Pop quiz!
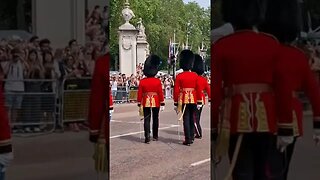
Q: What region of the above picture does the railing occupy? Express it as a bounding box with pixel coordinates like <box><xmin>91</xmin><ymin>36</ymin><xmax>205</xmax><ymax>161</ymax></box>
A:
<box><xmin>111</xmin><ymin>86</ymin><xmax>129</xmax><ymax>103</ymax></box>
<box><xmin>2</xmin><ymin>79</ymin><xmax>57</xmax><ymax>135</ymax></box>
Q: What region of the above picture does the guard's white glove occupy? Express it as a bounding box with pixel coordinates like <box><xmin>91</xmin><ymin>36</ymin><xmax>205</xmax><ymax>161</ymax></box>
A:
<box><xmin>160</xmin><ymin>106</ymin><xmax>165</xmax><ymax>112</ymax></box>
<box><xmin>277</xmin><ymin>136</ymin><xmax>294</xmax><ymax>152</ymax></box>
<box><xmin>0</xmin><ymin>152</ymin><xmax>14</xmax><ymax>167</ymax></box>
<box><xmin>197</xmin><ymin>104</ymin><xmax>202</xmax><ymax>110</ymax></box>
<box><xmin>313</xmin><ymin>129</ymin><xmax>320</xmax><ymax>146</ymax></box>
<box><xmin>109</xmin><ymin>110</ymin><xmax>113</xmax><ymax>117</ymax></box>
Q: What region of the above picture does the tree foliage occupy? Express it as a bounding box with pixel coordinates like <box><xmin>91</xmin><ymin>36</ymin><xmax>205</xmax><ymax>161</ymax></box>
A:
<box><xmin>109</xmin><ymin>0</ymin><xmax>210</xmax><ymax>71</ymax></box>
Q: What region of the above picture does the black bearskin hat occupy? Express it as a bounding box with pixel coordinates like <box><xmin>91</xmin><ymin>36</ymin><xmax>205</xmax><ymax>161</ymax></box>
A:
<box><xmin>179</xmin><ymin>49</ymin><xmax>195</xmax><ymax>71</ymax></box>
<box><xmin>222</xmin><ymin>0</ymin><xmax>268</xmax><ymax>30</ymax></box>
<box><xmin>259</xmin><ymin>0</ymin><xmax>300</xmax><ymax>43</ymax></box>
<box><xmin>192</xmin><ymin>54</ymin><xmax>205</xmax><ymax>75</ymax></box>
<box><xmin>143</xmin><ymin>54</ymin><xmax>161</xmax><ymax>77</ymax></box>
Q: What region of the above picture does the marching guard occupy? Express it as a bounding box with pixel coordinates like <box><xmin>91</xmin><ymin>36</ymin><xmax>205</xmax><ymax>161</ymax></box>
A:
<box><xmin>137</xmin><ymin>55</ymin><xmax>165</xmax><ymax>144</ymax></box>
<box><xmin>211</xmin><ymin>0</ymin><xmax>294</xmax><ymax>179</ymax></box>
<box><xmin>174</xmin><ymin>50</ymin><xmax>202</xmax><ymax>146</ymax></box>
<box><xmin>261</xmin><ymin>0</ymin><xmax>320</xmax><ymax>178</ymax></box>
<box><xmin>192</xmin><ymin>54</ymin><xmax>211</xmax><ymax>139</ymax></box>
<box><xmin>88</xmin><ymin>53</ymin><xmax>109</xmax><ymax>175</ymax></box>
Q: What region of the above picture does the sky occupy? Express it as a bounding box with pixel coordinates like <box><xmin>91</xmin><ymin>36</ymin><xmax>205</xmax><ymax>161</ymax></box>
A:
<box><xmin>183</xmin><ymin>0</ymin><xmax>210</xmax><ymax>8</ymax></box>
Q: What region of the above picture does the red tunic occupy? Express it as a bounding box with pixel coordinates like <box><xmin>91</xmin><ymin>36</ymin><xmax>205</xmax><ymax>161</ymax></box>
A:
<box><xmin>211</xmin><ymin>30</ymin><xmax>293</xmax><ymax>135</ymax></box>
<box><xmin>275</xmin><ymin>45</ymin><xmax>320</xmax><ymax>136</ymax></box>
<box><xmin>173</xmin><ymin>71</ymin><xmax>202</xmax><ymax>106</ymax></box>
<box><xmin>137</xmin><ymin>77</ymin><xmax>165</xmax><ymax>107</ymax></box>
<box><xmin>0</xmin><ymin>83</ymin><xmax>12</xmax><ymax>154</ymax></box>
<box><xmin>197</xmin><ymin>75</ymin><xmax>211</xmax><ymax>105</ymax></box>
<box><xmin>88</xmin><ymin>54</ymin><xmax>109</xmax><ymax>141</ymax></box>
<box><xmin>109</xmin><ymin>91</ymin><xmax>113</xmax><ymax>110</ymax></box>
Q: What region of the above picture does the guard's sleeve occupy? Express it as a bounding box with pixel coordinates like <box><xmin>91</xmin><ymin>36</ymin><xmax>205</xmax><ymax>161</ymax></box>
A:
<box><xmin>205</xmin><ymin>78</ymin><xmax>211</xmax><ymax>102</ymax></box>
<box><xmin>302</xmin><ymin>58</ymin><xmax>320</xmax><ymax>130</ymax></box>
<box><xmin>137</xmin><ymin>80</ymin><xmax>143</xmax><ymax>107</ymax></box>
<box><xmin>88</xmin><ymin>58</ymin><xmax>107</xmax><ymax>136</ymax></box>
<box><xmin>273</xmin><ymin>52</ymin><xmax>294</xmax><ymax>136</ymax></box>
<box><xmin>196</xmin><ymin>76</ymin><xmax>203</xmax><ymax>105</ymax></box>
<box><xmin>211</xmin><ymin>43</ymin><xmax>223</xmax><ymax>129</ymax></box>
<box><xmin>109</xmin><ymin>91</ymin><xmax>113</xmax><ymax>110</ymax></box>
<box><xmin>173</xmin><ymin>75</ymin><xmax>180</xmax><ymax>106</ymax></box>
<box><xmin>0</xmin><ymin>87</ymin><xmax>12</xmax><ymax>153</ymax></box>
<box><xmin>158</xmin><ymin>80</ymin><xmax>165</xmax><ymax>106</ymax></box>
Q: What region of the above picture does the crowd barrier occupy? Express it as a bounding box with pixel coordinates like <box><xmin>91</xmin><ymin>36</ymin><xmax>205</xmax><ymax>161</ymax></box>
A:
<box><xmin>60</xmin><ymin>78</ymin><xmax>91</xmax><ymax>125</ymax></box>
<box><xmin>2</xmin><ymin>79</ymin><xmax>57</xmax><ymax>134</ymax></box>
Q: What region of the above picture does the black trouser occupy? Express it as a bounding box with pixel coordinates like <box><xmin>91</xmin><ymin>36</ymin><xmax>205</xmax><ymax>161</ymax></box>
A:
<box><xmin>143</xmin><ymin>107</ymin><xmax>160</xmax><ymax>139</ymax></box>
<box><xmin>284</xmin><ymin>137</ymin><xmax>297</xmax><ymax>180</ymax></box>
<box><xmin>228</xmin><ymin>133</ymin><xmax>287</xmax><ymax>180</ymax></box>
<box><xmin>182</xmin><ymin>104</ymin><xmax>196</xmax><ymax>143</ymax></box>
<box><xmin>194</xmin><ymin>106</ymin><xmax>203</xmax><ymax>137</ymax></box>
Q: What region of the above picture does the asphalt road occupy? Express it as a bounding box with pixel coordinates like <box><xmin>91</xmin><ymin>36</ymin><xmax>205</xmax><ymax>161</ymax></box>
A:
<box><xmin>110</xmin><ymin>100</ymin><xmax>210</xmax><ymax>180</ymax></box>
<box><xmin>4</xmin><ymin>100</ymin><xmax>320</xmax><ymax>180</ymax></box>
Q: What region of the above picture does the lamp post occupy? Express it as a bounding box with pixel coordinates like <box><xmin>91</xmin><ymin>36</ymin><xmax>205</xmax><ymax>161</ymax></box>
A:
<box><xmin>199</xmin><ymin>41</ymin><xmax>208</xmax><ymax>71</ymax></box>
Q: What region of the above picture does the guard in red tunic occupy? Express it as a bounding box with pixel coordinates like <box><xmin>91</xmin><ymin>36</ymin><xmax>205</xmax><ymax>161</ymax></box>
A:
<box><xmin>174</xmin><ymin>50</ymin><xmax>202</xmax><ymax>146</ymax></box>
<box><xmin>137</xmin><ymin>55</ymin><xmax>165</xmax><ymax>144</ymax></box>
<box><xmin>260</xmin><ymin>0</ymin><xmax>320</xmax><ymax>178</ymax></box>
<box><xmin>211</xmin><ymin>0</ymin><xmax>294</xmax><ymax>179</ymax></box>
<box><xmin>0</xmin><ymin>77</ymin><xmax>13</xmax><ymax>179</ymax></box>
<box><xmin>192</xmin><ymin>54</ymin><xmax>211</xmax><ymax>139</ymax></box>
<box><xmin>88</xmin><ymin>53</ymin><xmax>109</xmax><ymax>144</ymax></box>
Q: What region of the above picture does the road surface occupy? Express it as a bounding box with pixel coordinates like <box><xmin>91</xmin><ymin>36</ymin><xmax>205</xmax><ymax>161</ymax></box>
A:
<box><xmin>5</xmin><ymin>100</ymin><xmax>320</xmax><ymax>180</ymax></box>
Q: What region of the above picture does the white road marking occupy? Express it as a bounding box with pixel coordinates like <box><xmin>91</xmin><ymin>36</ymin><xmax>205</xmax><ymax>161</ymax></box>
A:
<box><xmin>111</xmin><ymin>120</ymin><xmax>142</xmax><ymax>124</ymax></box>
<box><xmin>110</xmin><ymin>125</ymin><xmax>179</xmax><ymax>139</ymax></box>
<box><xmin>190</xmin><ymin>158</ymin><xmax>210</xmax><ymax>167</ymax></box>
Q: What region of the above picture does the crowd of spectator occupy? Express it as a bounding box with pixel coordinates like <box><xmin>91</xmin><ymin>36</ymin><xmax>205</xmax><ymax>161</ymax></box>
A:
<box><xmin>86</xmin><ymin>5</ymin><xmax>109</xmax><ymax>52</ymax></box>
<box><xmin>0</xmin><ymin>5</ymin><xmax>108</xmax><ymax>133</ymax></box>
<box><xmin>110</xmin><ymin>63</ymin><xmax>211</xmax><ymax>103</ymax></box>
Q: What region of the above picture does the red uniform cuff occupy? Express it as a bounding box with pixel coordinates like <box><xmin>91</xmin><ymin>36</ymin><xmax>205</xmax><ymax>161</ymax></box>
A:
<box><xmin>197</xmin><ymin>100</ymin><xmax>203</xmax><ymax>105</ymax></box>
<box><xmin>89</xmin><ymin>130</ymin><xmax>100</xmax><ymax>135</ymax></box>
<box><xmin>278</xmin><ymin>123</ymin><xmax>294</xmax><ymax>136</ymax></box>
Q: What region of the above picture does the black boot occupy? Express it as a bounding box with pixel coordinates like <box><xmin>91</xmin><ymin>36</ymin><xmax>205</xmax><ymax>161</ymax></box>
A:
<box><xmin>183</xmin><ymin>141</ymin><xmax>191</xmax><ymax>146</ymax></box>
<box><xmin>145</xmin><ymin>137</ymin><xmax>150</xmax><ymax>144</ymax></box>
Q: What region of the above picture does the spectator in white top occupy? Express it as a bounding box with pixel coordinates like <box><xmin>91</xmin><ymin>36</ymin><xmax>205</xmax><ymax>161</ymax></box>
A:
<box><xmin>3</xmin><ymin>48</ymin><xmax>26</xmax><ymax>128</ymax></box>
<box><xmin>111</xmin><ymin>77</ymin><xmax>117</xmax><ymax>101</ymax></box>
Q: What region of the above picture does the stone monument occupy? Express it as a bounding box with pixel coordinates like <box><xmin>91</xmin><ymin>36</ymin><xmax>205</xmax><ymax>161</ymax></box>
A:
<box><xmin>118</xmin><ymin>0</ymin><xmax>139</xmax><ymax>76</ymax></box>
<box><xmin>136</xmin><ymin>18</ymin><xmax>150</xmax><ymax>65</ymax></box>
